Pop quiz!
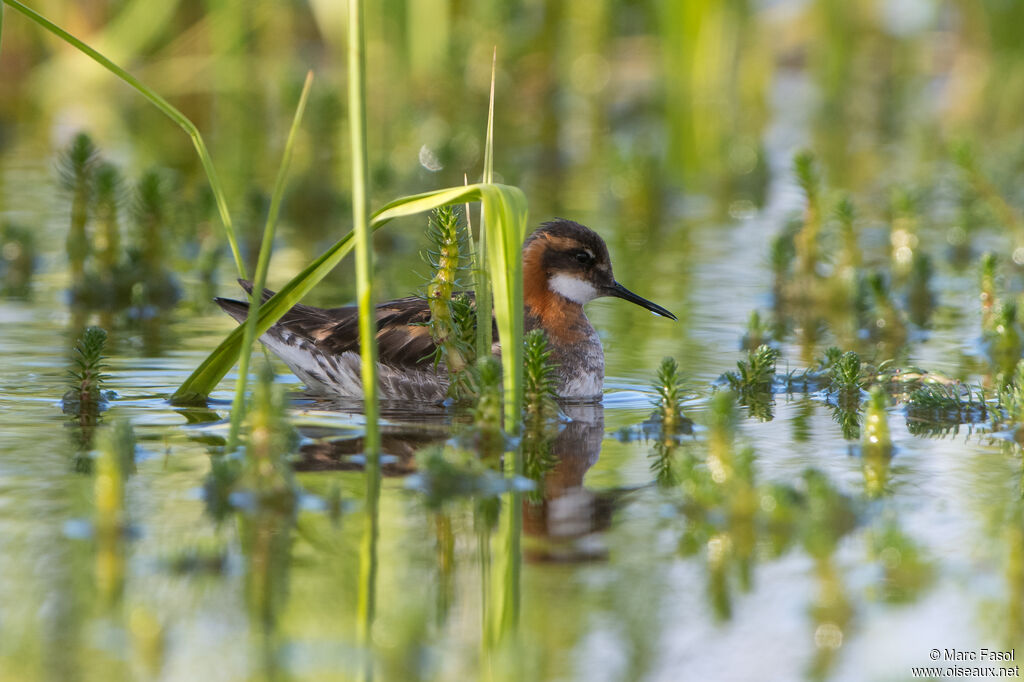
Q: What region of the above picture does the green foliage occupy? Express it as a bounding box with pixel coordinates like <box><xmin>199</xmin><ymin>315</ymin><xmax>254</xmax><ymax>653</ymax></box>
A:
<box><xmin>522</xmin><ymin>330</ymin><xmax>558</xmax><ymax>427</ymax></box>
<box><xmin>653</xmin><ymin>357</ymin><xmax>687</xmax><ymax>429</ymax></box>
<box><xmin>868</xmin><ymin>523</ymin><xmax>934</xmax><ymax>603</ymax></box>
<box><xmin>980</xmin><ymin>252</ymin><xmax>999</xmax><ymax>331</ymax></box>
<box><xmin>94</xmin><ymin>420</ymin><xmax>136</xmax><ymax>533</ymax></box>
<box><xmin>240</xmin><ymin>364</ymin><xmax>298</xmax><ymax>510</ymax></box>
<box><xmin>829</xmin><ymin>350</ymin><xmax>865</xmax><ymax>393</ymax></box>
<box><xmin>723</xmin><ymin>345</ymin><xmax>779</xmax><ymax>421</ymax></box>
<box><xmin>998</xmin><ymin>360</ymin><xmax>1024</xmax><ymax>426</ymax></box>
<box><xmin>865</xmin><ymin>271</ymin><xmax>907</xmax><ymax>344</ymax></box>
<box><xmin>724</xmin><ymin>345</ymin><xmax>779</xmax><ymax>392</ymax></box>
<box><xmin>467</xmin><ymin>357</ymin><xmax>505</xmax><ymax>459</ymax></box>
<box><xmin>421</xmin><ymin>206</ymin><xmax>475</xmax><ymax>397</ymax></box>
<box><xmin>793</xmin><ymin>150</ymin><xmax>822</xmax><ymax>277</ymax></box>
<box><xmin>741</xmin><ymin>310</ymin><xmax>771</xmax><ymax>350</ymax></box>
<box><xmin>93</xmin><ymin>162</ymin><xmax>123</xmax><ymax>274</ymax></box>
<box><xmin>0</xmin><ymin>221</ymin><xmax>36</xmax><ymax>296</ymax></box>
<box><xmin>649</xmin><ymin>357</ymin><xmax>690</xmax><ymax>485</ymax></box>
<box><xmin>907</xmin><ymin>383</ymin><xmax>987</xmax><ymax>420</ymax></box>
<box><xmin>410</xmin><ymin>446</ymin><xmax>518</xmax><ymax>510</ymax></box>
<box><xmin>59</xmin><ymin>132</ymin><xmax>99</xmax><ymax>287</ymax></box>
<box><xmin>862</xmin><ymin>387</ymin><xmax>892</xmax><ymax>460</ymax></box>
<box><xmin>63</xmin><ymin>326</ymin><xmax>110</xmax><ymax>415</ymax></box>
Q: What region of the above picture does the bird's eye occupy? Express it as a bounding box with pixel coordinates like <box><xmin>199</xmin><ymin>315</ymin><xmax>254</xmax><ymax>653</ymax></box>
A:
<box><xmin>574</xmin><ymin>250</ymin><xmax>593</xmax><ymax>265</ymax></box>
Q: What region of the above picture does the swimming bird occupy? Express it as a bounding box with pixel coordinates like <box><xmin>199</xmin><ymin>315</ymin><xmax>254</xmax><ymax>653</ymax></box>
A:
<box><xmin>216</xmin><ymin>219</ymin><xmax>676</xmax><ymax>402</ymax></box>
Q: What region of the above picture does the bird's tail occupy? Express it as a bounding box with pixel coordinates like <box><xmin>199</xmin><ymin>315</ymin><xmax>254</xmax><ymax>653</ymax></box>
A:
<box><xmin>213</xmin><ymin>279</ymin><xmax>275</xmax><ymax>323</ymax></box>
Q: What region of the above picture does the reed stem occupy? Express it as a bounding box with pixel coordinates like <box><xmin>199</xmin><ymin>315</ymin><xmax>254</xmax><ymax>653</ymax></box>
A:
<box><xmin>349</xmin><ymin>0</ymin><xmax>380</xmax><ymax>678</ymax></box>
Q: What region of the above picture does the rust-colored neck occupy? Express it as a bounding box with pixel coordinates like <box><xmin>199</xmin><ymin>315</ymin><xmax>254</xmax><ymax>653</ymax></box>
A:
<box><xmin>523</xmin><ymin>237</ymin><xmax>587</xmax><ymax>345</ymax></box>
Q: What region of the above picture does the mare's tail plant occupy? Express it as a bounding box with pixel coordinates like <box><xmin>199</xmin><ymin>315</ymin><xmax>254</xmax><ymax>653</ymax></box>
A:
<box><xmin>522</xmin><ymin>330</ymin><xmax>558</xmax><ymax>428</ymax></box>
<box><xmin>862</xmin><ymin>387</ymin><xmax>893</xmax><ymax>497</ymax></box>
<box><xmin>58</xmin><ymin>132</ymin><xmax>99</xmax><ymax>293</ymax></box>
<box><xmin>469</xmin><ymin>357</ymin><xmax>505</xmax><ymax>459</ymax></box>
<box><xmin>63</xmin><ymin>326</ymin><xmax>110</xmax><ymax>416</ymax></box>
<box><xmin>522</xmin><ymin>330</ymin><xmax>559</xmax><ymax>494</ymax></box>
<box><xmin>241</xmin><ymin>364</ymin><xmax>298</xmax><ymax>510</ymax></box>
<box><xmin>724</xmin><ymin>345</ymin><xmax>779</xmax><ymax>393</ymax></box>
<box><xmin>724</xmin><ymin>344</ymin><xmax>779</xmax><ymax>421</ymax></box>
<box><xmin>650</xmin><ymin>357</ymin><xmax>689</xmax><ymax>485</ymax></box>
<box><xmin>423</xmin><ymin>206</ymin><xmax>475</xmax><ymax>397</ymax></box>
<box><xmin>793</xmin><ymin>151</ymin><xmax>822</xmax><ymax>279</ymax></box>
<box><xmin>93</xmin><ymin>162</ymin><xmax>123</xmax><ymax>279</ymax></box>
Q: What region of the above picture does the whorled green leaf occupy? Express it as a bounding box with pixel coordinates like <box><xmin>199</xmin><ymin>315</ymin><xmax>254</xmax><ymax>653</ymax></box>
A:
<box><xmin>173</xmin><ymin>183</ymin><xmax>528</xmax><ymax>425</ymax></box>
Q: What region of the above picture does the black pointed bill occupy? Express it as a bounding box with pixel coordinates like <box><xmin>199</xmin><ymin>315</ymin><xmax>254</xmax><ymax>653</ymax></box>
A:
<box><xmin>606</xmin><ymin>281</ymin><xmax>677</xmax><ymax>320</ymax></box>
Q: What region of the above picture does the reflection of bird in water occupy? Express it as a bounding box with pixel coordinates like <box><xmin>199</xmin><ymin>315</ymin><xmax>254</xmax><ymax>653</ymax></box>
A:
<box><xmin>522</xmin><ymin>404</ymin><xmax>642</xmax><ymax>563</ymax></box>
<box><xmin>293</xmin><ymin>402</ymin><xmax>641</xmax><ymax>562</ymax></box>
<box><xmin>215</xmin><ymin>220</ymin><xmax>675</xmax><ymax>401</ymax></box>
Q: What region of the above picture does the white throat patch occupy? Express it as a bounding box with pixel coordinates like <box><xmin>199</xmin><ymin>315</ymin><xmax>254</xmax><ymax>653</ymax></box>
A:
<box><xmin>549</xmin><ymin>274</ymin><xmax>599</xmax><ymax>304</ymax></box>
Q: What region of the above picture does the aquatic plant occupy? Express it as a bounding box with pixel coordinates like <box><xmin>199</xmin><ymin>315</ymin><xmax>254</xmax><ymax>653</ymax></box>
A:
<box><xmin>649</xmin><ymin>357</ymin><xmax>690</xmax><ymax>485</ymax></box>
<box><xmin>998</xmin><ymin>360</ymin><xmax>1024</xmax><ymax>429</ymax></box>
<box><xmin>723</xmin><ymin>345</ymin><xmax>779</xmax><ymax>421</ymax></box>
<box><xmin>62</xmin><ymin>326</ymin><xmax>111</xmax><ymax>416</ymax></box>
<box><xmin>861</xmin><ymin>387</ymin><xmax>892</xmax><ymax>461</ymax></box>
<box><xmin>833</xmin><ymin>196</ymin><xmax>860</xmax><ymax>271</ymax></box>
<box><xmin>653</xmin><ymin>357</ymin><xmax>687</xmax><ymax>434</ymax></box>
<box><xmin>888</xmin><ymin>186</ymin><xmax>919</xmax><ymax>276</ymax></box>
<box><xmin>240</xmin><ymin>364</ymin><xmax>298</xmax><ymax>510</ymax></box>
<box><xmin>985</xmin><ymin>302</ymin><xmax>1023</xmax><ymax>375</ymax></box>
<box><xmin>0</xmin><ymin>221</ymin><xmax>36</xmax><ymax>296</ymax></box>
<box><xmin>793</xmin><ymin>150</ymin><xmax>822</xmax><ymax>278</ymax></box>
<box><xmin>409</xmin><ymin>446</ymin><xmax>520</xmax><ymax>510</ymax></box>
<box><xmin>57</xmin><ymin>132</ymin><xmax>99</xmax><ymax>292</ymax></box>
<box><xmin>980</xmin><ymin>252</ymin><xmax>999</xmax><ymax>332</ymax></box>
<box><xmin>724</xmin><ymin>345</ymin><xmax>779</xmax><ymax>393</ymax></box>
<box><xmin>522</xmin><ymin>330</ymin><xmax>558</xmax><ymax>428</ymax></box>
<box><xmin>467</xmin><ymin>357</ymin><xmax>506</xmax><ymax>460</ymax></box>
<box><xmin>94</xmin><ymin>420</ymin><xmax>136</xmax><ymax>535</ymax></box>
<box><xmin>94</xmin><ymin>419</ymin><xmax>135</xmax><ymax>606</ymax></box>
<box><xmin>867</xmin><ymin>523</ymin><xmax>934</xmax><ymax>604</ymax></box>
<box><xmin>953</xmin><ymin>140</ymin><xmax>1024</xmax><ymax>253</ymax></box>
<box><xmin>707</xmin><ymin>391</ymin><xmax>740</xmax><ymax>487</ymax></box>
<box><xmin>422</xmin><ymin>206</ymin><xmax>474</xmax><ymax>397</ymax></box>
<box><xmin>741</xmin><ymin>310</ymin><xmax>772</xmax><ymax>350</ymax></box>
<box><xmin>906</xmin><ymin>252</ymin><xmax>934</xmax><ymax>326</ymax></box>
<box><xmin>129</xmin><ymin>169</ymin><xmax>180</xmax><ymax>308</ymax></box>
<box><xmin>92</xmin><ymin>161</ymin><xmax>122</xmax><ymax>278</ymax></box>
<box><xmin>828</xmin><ymin>350</ymin><xmax>865</xmax><ymax>395</ymax></box>
<box><xmin>521</xmin><ymin>330</ymin><xmax>559</xmax><ymax>495</ymax></box>
<box><xmin>907</xmin><ymin>382</ymin><xmax>987</xmax><ymax>422</ymax></box>
<box><xmin>864</xmin><ymin>272</ymin><xmax>907</xmax><ymax>345</ymax></box>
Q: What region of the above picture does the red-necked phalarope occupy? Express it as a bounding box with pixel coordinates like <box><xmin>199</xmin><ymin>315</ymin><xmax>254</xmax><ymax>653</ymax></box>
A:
<box><xmin>216</xmin><ymin>219</ymin><xmax>676</xmax><ymax>402</ymax></box>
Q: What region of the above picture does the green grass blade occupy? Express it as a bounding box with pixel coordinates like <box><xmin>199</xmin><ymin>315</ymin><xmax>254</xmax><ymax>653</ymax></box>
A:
<box><xmin>475</xmin><ymin>48</ymin><xmax>497</xmax><ymax>359</ymax></box>
<box><xmin>2</xmin><ymin>0</ymin><xmax>246</xmax><ymax>279</ymax></box>
<box><xmin>0</xmin><ymin>2</ymin><xmax>5</xmax><ymax>56</ymax></box>
<box><xmin>224</xmin><ymin>70</ymin><xmax>314</xmax><ymax>452</ymax></box>
<box><xmin>172</xmin><ymin>183</ymin><xmax>528</xmax><ymax>421</ymax></box>
<box><xmin>349</xmin><ymin>0</ymin><xmax>380</xmax><ymax>678</ymax></box>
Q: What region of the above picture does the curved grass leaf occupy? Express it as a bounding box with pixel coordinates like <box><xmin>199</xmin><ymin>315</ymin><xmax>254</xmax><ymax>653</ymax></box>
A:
<box><xmin>173</xmin><ymin>183</ymin><xmax>528</xmax><ymax>425</ymax></box>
